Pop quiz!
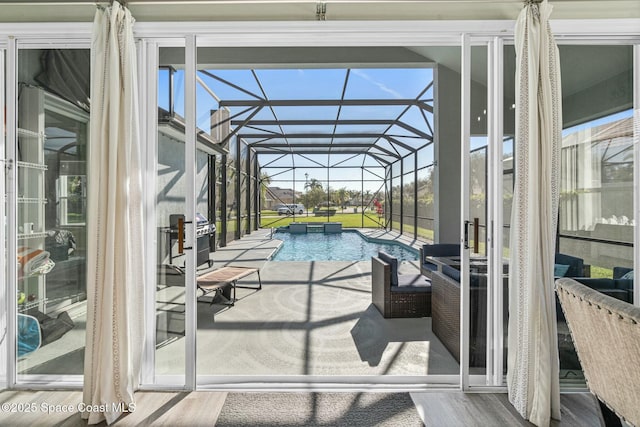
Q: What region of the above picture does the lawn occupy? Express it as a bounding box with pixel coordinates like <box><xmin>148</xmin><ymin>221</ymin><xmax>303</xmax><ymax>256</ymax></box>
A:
<box><xmin>260</xmin><ymin>212</ymin><xmax>383</xmax><ymax>228</ymax></box>
<box><xmin>390</xmin><ymin>221</ymin><xmax>435</xmax><ymax>241</ymax></box>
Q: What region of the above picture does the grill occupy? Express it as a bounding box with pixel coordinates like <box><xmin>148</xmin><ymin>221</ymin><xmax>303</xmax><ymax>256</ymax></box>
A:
<box><xmin>168</xmin><ymin>213</ymin><xmax>216</xmax><ymax>267</ymax></box>
<box><xmin>195</xmin><ymin>212</ymin><xmax>216</xmax><ymax>237</ymax></box>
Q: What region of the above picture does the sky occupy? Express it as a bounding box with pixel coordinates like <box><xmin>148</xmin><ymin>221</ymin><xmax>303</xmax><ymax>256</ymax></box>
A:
<box><xmin>159</xmin><ymin>66</ymin><xmax>435</xmax><ymax>192</ymax></box>
<box><xmin>158</xmin><ymin>66</ymin><xmax>634</xmax><ymax>194</ymax></box>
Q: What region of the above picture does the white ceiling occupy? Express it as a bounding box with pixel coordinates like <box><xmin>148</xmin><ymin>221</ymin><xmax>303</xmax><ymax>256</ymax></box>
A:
<box><xmin>167</xmin><ymin>44</ymin><xmax>634</xmax><ymax>101</ymax></box>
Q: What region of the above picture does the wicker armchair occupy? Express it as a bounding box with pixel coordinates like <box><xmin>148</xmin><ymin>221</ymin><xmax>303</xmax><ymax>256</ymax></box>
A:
<box><xmin>371</xmin><ymin>252</ymin><xmax>431</xmax><ymax>318</ymax></box>
<box><xmin>556</xmin><ymin>278</ymin><xmax>640</xmax><ymax>427</ymax></box>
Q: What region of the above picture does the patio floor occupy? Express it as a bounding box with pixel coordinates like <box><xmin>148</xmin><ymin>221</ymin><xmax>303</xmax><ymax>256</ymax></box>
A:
<box><xmin>19</xmin><ymin>228</ymin><xmax>458</xmax><ymax>378</ymax></box>
<box><xmin>155</xmin><ymin>228</ymin><xmax>459</xmax><ymax>377</ymax></box>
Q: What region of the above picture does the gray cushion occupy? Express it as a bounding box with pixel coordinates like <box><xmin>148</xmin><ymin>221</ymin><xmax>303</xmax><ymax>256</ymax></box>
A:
<box><xmin>422</xmin><ymin>262</ymin><xmax>437</xmax><ymax>272</ymax></box>
<box><xmin>554</xmin><ymin>264</ymin><xmax>570</xmax><ymax>277</ymax></box>
<box><xmin>554</xmin><ymin>253</ymin><xmax>584</xmax><ymax>277</ymax></box>
<box><xmin>575</xmin><ymin>277</ymin><xmax>616</xmax><ymax>290</ymax></box>
<box><xmin>613</xmin><ymin>266</ymin><xmax>633</xmax><ymax>279</ymax></box>
<box><xmin>615</xmin><ymin>279</ymin><xmax>634</xmax><ymax>291</ymax></box>
<box><xmin>397</xmin><ymin>274</ymin><xmax>431</xmax><ymax>287</ymax></box>
<box><xmin>378</xmin><ymin>251</ymin><xmax>398</xmax><ymax>286</ymax></box>
<box><xmin>422</xmin><ymin>243</ymin><xmax>460</xmax><ymax>258</ymax></box>
<box><xmin>442</xmin><ymin>264</ymin><xmax>461</xmax><ymax>282</ymax></box>
<box><xmin>392</xmin><ymin>274</ymin><xmax>431</xmax><ymax>293</ymax></box>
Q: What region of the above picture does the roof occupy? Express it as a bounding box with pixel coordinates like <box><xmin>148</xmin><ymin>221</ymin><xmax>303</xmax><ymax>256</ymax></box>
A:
<box><xmin>198</xmin><ymin>66</ymin><xmax>435</xmax><ymax>167</ymax></box>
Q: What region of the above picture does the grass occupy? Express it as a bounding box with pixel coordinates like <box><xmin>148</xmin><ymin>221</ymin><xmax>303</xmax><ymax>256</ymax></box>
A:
<box><xmin>589</xmin><ymin>265</ymin><xmax>614</xmax><ymax>279</ymax></box>
<box><xmin>390</xmin><ymin>221</ymin><xmax>435</xmax><ymax>241</ymax></box>
<box><xmin>260</xmin><ymin>212</ymin><xmax>383</xmax><ymax>228</ymax></box>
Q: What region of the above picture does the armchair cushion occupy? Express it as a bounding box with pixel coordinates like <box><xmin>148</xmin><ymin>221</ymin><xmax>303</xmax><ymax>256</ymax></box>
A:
<box><xmin>554</xmin><ymin>264</ymin><xmax>570</xmax><ymax>277</ymax></box>
<box><xmin>573</xmin><ymin>277</ymin><xmax>633</xmax><ymax>303</ymax></box>
<box><xmin>554</xmin><ymin>253</ymin><xmax>584</xmax><ymax>277</ymax></box>
<box><xmin>422</xmin><ymin>243</ymin><xmax>460</xmax><ymax>258</ymax></box>
<box><xmin>442</xmin><ymin>264</ymin><xmax>461</xmax><ymax>282</ymax></box>
<box><xmin>378</xmin><ymin>251</ymin><xmax>398</xmax><ymax>286</ymax></box>
<box><xmin>613</xmin><ymin>266</ymin><xmax>633</xmax><ymax>279</ymax></box>
<box><xmin>394</xmin><ymin>274</ymin><xmax>431</xmax><ymax>292</ymax></box>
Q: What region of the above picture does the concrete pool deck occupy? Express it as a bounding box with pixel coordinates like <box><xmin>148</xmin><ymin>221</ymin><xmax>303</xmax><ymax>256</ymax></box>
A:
<box><xmin>21</xmin><ymin>228</ymin><xmax>457</xmax><ymax>379</ymax></box>
<box><xmin>155</xmin><ymin>227</ymin><xmax>459</xmax><ymax>378</ymax></box>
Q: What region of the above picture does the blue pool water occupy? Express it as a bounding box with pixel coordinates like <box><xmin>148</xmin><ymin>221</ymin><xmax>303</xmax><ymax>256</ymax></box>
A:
<box><xmin>272</xmin><ymin>231</ymin><xmax>418</xmax><ymax>261</ymax></box>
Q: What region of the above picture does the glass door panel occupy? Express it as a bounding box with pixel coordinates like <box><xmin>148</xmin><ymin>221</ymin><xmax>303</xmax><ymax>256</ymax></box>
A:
<box><xmin>555</xmin><ymin>44</ymin><xmax>635</xmax><ymax>386</ymax></box>
<box><xmin>0</xmin><ymin>48</ymin><xmax>6</xmax><ymax>387</ymax></box>
<box><xmin>15</xmin><ymin>47</ymin><xmax>90</xmax><ymax>378</ymax></box>
<box><xmin>466</xmin><ymin>45</ymin><xmax>489</xmax><ymax>378</ymax></box>
<box><xmin>155</xmin><ymin>46</ymin><xmax>187</xmax><ymax>381</ymax></box>
<box><xmin>502</xmin><ymin>43</ymin><xmax>518</xmax><ymax>382</ymax></box>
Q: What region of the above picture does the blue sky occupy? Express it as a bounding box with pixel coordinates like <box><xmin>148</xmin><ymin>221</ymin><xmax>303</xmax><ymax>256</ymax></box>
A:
<box><xmin>158</xmin><ymin>67</ymin><xmax>633</xmax><ymax>193</ymax></box>
<box><xmin>159</xmin><ymin>67</ymin><xmax>435</xmax><ymax>192</ymax></box>
<box><xmin>160</xmin><ymin>67</ymin><xmax>434</xmax><ymax>129</ymax></box>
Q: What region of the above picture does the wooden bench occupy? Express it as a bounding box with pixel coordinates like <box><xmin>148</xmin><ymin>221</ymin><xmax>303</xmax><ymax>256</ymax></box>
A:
<box><xmin>196</xmin><ymin>266</ymin><xmax>262</xmax><ymax>306</ymax></box>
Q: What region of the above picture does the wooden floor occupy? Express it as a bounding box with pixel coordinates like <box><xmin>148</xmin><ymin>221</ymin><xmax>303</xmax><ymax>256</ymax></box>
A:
<box><xmin>0</xmin><ymin>390</ymin><xmax>603</xmax><ymax>427</ymax></box>
<box><xmin>0</xmin><ymin>390</ymin><xmax>227</xmax><ymax>426</ymax></box>
<box><xmin>412</xmin><ymin>392</ymin><xmax>603</xmax><ymax>427</ymax></box>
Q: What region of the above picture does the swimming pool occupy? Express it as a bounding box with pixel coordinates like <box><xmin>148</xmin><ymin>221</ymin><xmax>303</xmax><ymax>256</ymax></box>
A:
<box><xmin>271</xmin><ymin>231</ymin><xmax>418</xmax><ymax>261</ymax></box>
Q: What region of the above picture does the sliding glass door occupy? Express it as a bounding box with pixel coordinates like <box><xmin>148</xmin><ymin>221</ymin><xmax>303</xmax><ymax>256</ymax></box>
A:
<box><xmin>138</xmin><ymin>25</ymin><xmax>640</xmax><ymax>393</ymax></box>
<box><xmin>10</xmin><ymin>43</ymin><xmax>90</xmax><ymax>383</ymax></box>
<box><xmin>154</xmin><ymin>44</ymin><xmax>190</xmax><ymax>386</ymax></box>
<box><xmin>460</xmin><ymin>39</ymin><xmax>507</xmax><ymax>388</ymax></box>
<box><xmin>554</xmin><ymin>43</ymin><xmax>636</xmax><ymax>386</ymax></box>
<box><xmin>0</xmin><ymin>47</ymin><xmax>6</xmax><ymax>389</ymax></box>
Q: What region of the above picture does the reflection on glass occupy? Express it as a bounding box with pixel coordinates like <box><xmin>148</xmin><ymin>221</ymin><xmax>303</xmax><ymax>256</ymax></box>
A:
<box><xmin>402</xmin><ymin>171</ymin><xmax>415</xmax><ymax>236</ymax></box>
<box><xmin>416</xmin><ymin>166</ymin><xmax>435</xmax><ymax>241</ymax></box>
<box><xmin>467</xmin><ymin>46</ymin><xmax>488</xmax><ymax>376</ymax></box>
<box><xmin>555</xmin><ymin>45</ymin><xmax>634</xmax><ymax>385</ymax></box>
<box><xmin>155</xmin><ymin>47</ymin><xmax>186</xmax><ymax>380</ymax></box>
<box><xmin>469</xmin><ymin>142</ymin><xmax>487</xmax><ymax>257</ymax></box>
<box><xmin>502</xmin><ymin>44</ymin><xmax>517</xmax><ymax>378</ymax></box>
<box><xmin>17</xmin><ymin>48</ymin><xmax>90</xmax><ymax>376</ymax></box>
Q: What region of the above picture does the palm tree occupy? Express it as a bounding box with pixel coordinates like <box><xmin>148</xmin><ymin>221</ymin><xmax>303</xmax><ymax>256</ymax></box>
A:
<box><xmin>333</xmin><ymin>187</ymin><xmax>349</xmax><ymax>212</ymax></box>
<box><xmin>304</xmin><ymin>178</ymin><xmax>323</xmax><ymax>191</ymax></box>
<box><xmin>259</xmin><ymin>172</ymin><xmax>271</xmax><ymax>211</ymax></box>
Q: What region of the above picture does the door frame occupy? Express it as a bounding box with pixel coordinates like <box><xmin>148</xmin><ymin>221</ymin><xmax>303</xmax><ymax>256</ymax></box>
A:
<box><xmin>0</xmin><ymin>18</ymin><xmax>638</xmax><ymax>392</ymax></box>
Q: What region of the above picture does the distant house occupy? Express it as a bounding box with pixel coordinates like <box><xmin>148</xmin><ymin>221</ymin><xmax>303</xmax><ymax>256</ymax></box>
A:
<box><xmin>265</xmin><ymin>186</ymin><xmax>301</xmax><ymax>210</ymax></box>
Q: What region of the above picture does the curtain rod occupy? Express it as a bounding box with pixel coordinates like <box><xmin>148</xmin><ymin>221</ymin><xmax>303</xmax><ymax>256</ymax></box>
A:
<box><xmin>0</xmin><ymin>0</ymin><xmax>599</xmax><ymax>5</ymax></box>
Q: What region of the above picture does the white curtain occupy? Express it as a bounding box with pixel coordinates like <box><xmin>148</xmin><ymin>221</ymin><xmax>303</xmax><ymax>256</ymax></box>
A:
<box><xmin>83</xmin><ymin>3</ymin><xmax>144</xmax><ymax>425</ymax></box>
<box><xmin>507</xmin><ymin>1</ymin><xmax>562</xmax><ymax>426</ymax></box>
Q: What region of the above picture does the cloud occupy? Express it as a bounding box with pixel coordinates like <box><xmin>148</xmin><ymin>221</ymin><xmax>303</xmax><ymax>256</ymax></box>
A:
<box><xmin>352</xmin><ymin>69</ymin><xmax>403</xmax><ymax>99</ymax></box>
